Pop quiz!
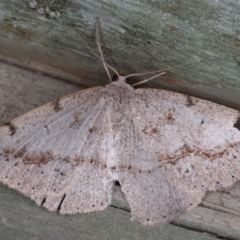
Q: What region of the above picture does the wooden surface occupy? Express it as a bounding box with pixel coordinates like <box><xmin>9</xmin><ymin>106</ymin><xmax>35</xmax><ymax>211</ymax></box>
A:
<box><xmin>0</xmin><ymin>0</ymin><xmax>240</xmax><ymax>109</ymax></box>
<box><xmin>1</xmin><ymin>0</ymin><xmax>240</xmax><ymax>239</ymax></box>
<box><xmin>1</xmin><ymin>61</ymin><xmax>240</xmax><ymax>240</ymax></box>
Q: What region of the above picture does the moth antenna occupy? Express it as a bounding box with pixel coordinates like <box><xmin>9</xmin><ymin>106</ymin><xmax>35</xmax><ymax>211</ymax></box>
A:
<box><xmin>127</xmin><ymin>57</ymin><xmax>200</xmax><ymax>86</ymax></box>
<box><xmin>131</xmin><ymin>71</ymin><xmax>167</xmax><ymax>86</ymax></box>
<box><xmin>96</xmin><ymin>19</ymin><xmax>113</xmax><ymax>83</ymax></box>
<box><xmin>77</xmin><ymin>21</ymin><xmax>119</xmax><ymax>82</ymax></box>
<box><xmin>126</xmin><ymin>70</ymin><xmax>167</xmax><ymax>78</ymax></box>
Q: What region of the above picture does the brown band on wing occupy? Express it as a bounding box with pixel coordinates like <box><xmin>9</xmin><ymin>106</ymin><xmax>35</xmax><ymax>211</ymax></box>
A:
<box><xmin>158</xmin><ymin>142</ymin><xmax>240</xmax><ymax>163</ymax></box>
<box><xmin>2</xmin><ymin>141</ymin><xmax>240</xmax><ymax>172</ymax></box>
<box><xmin>4</xmin><ymin>121</ymin><xmax>17</xmax><ymax>135</ymax></box>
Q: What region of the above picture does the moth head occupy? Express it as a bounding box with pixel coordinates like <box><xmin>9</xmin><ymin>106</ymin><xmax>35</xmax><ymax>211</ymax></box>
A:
<box><xmin>111</xmin><ymin>74</ymin><xmax>130</xmax><ymax>84</ymax></box>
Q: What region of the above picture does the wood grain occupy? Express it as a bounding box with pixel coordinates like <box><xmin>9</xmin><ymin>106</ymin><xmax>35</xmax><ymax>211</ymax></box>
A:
<box><xmin>0</xmin><ymin>0</ymin><xmax>239</xmax><ymax>109</ymax></box>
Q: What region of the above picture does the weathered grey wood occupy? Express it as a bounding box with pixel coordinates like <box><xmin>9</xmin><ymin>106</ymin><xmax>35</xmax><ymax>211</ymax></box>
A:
<box><xmin>202</xmin><ymin>191</ymin><xmax>240</xmax><ymax>215</ymax></box>
<box><xmin>0</xmin><ymin>60</ymin><xmax>227</xmax><ymax>240</ymax></box>
<box><xmin>0</xmin><ymin>0</ymin><xmax>240</xmax><ymax>110</ymax></box>
<box><xmin>228</xmin><ymin>182</ymin><xmax>240</xmax><ymax>198</ymax></box>
<box><xmin>176</xmin><ymin>206</ymin><xmax>240</xmax><ymax>240</ymax></box>
<box><xmin>0</xmin><ymin>61</ymin><xmax>83</xmax><ymax>124</ymax></box>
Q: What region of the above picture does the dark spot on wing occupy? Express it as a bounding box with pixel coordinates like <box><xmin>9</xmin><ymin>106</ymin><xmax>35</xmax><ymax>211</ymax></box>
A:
<box><xmin>186</xmin><ymin>96</ymin><xmax>194</xmax><ymax>107</ymax></box>
<box><xmin>142</xmin><ymin>126</ymin><xmax>148</xmax><ymax>134</ymax></box>
<box><xmin>151</xmin><ymin>128</ymin><xmax>157</xmax><ymax>133</ymax></box>
<box><xmin>4</xmin><ymin>121</ymin><xmax>17</xmax><ymax>135</ymax></box>
<box><xmin>52</xmin><ymin>98</ymin><xmax>62</xmax><ymax>112</ymax></box>
<box><xmin>102</xmin><ymin>164</ymin><xmax>107</xmax><ymax>169</ymax></box>
<box><xmin>200</xmin><ymin>119</ymin><xmax>204</xmax><ymax>124</ymax></box>
<box><xmin>44</xmin><ymin>125</ymin><xmax>50</xmax><ymax>134</ymax></box>
<box><xmin>69</xmin><ymin>114</ymin><xmax>80</xmax><ymax>127</ymax></box>
<box><xmin>142</xmin><ymin>126</ymin><xmax>158</xmax><ymax>135</ymax></box>
<box><xmin>74</xmin><ymin>156</ymin><xmax>85</xmax><ymax>163</ymax></box>
<box><xmin>88</xmin><ymin>127</ymin><xmax>97</xmax><ymax>133</ymax></box>
<box><xmin>13</xmin><ymin>147</ymin><xmax>27</xmax><ymax>158</ymax></box>
<box><xmin>3</xmin><ymin>148</ymin><xmax>14</xmax><ymax>155</ymax></box>
<box><xmin>128</xmin><ymin>165</ymin><xmax>132</xmax><ymax>170</ymax></box>
<box><xmin>166</xmin><ymin>112</ymin><xmax>175</xmax><ymax>124</ymax></box>
<box><xmin>63</xmin><ymin>156</ymin><xmax>70</xmax><ymax>162</ymax></box>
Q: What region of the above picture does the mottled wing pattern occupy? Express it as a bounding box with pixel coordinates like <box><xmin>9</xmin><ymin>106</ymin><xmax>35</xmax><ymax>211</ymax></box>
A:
<box><xmin>116</xmin><ymin>88</ymin><xmax>240</xmax><ymax>225</ymax></box>
<box><xmin>0</xmin><ymin>87</ymin><xmax>114</xmax><ymax>213</ymax></box>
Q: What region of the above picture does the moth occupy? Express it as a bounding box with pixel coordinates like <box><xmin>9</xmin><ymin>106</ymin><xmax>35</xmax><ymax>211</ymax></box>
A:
<box><xmin>0</xmin><ymin>24</ymin><xmax>240</xmax><ymax>225</ymax></box>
